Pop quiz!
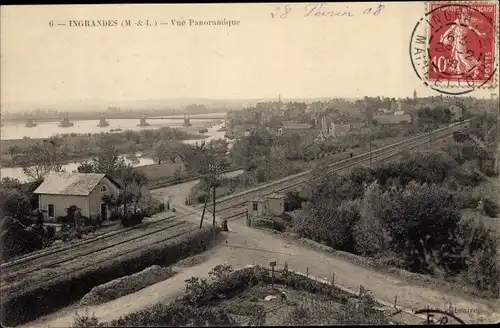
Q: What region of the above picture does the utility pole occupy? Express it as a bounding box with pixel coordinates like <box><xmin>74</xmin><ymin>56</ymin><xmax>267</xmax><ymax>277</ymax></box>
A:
<box><xmin>369</xmin><ymin>128</ymin><xmax>372</xmax><ymax>168</ymax></box>
<box><xmin>484</xmin><ymin>119</ymin><xmax>488</xmax><ymax>144</ymax></box>
<box><xmin>429</xmin><ymin>126</ymin><xmax>432</xmax><ymax>147</ymax></box>
<box><xmin>209</xmin><ymin>163</ymin><xmax>218</xmax><ymax>240</ymax></box>
<box><xmin>199</xmin><ymin>183</ymin><xmax>211</xmax><ymax>229</ymax></box>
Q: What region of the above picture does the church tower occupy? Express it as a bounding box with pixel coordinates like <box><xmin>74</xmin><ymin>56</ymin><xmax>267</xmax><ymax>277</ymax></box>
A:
<box><xmin>413</xmin><ymin>89</ymin><xmax>417</xmax><ymax>99</ymax></box>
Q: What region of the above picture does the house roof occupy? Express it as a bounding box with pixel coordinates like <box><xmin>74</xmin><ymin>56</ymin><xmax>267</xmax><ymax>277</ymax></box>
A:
<box><xmin>282</xmin><ymin>122</ymin><xmax>312</xmax><ymax>130</ymax></box>
<box><xmin>374</xmin><ymin>114</ymin><xmax>412</xmax><ymax>125</ymax></box>
<box><xmin>251</xmin><ymin>193</ymin><xmax>284</xmax><ymax>202</ymax></box>
<box><xmin>33</xmin><ymin>172</ymin><xmax>121</xmax><ymax>196</ymax></box>
<box><xmin>268</xmin><ymin>193</ymin><xmax>284</xmax><ymax>199</ymax></box>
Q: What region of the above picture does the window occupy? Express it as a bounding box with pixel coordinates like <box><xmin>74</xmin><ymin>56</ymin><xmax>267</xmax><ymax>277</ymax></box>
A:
<box><xmin>48</xmin><ymin>204</ymin><xmax>55</xmax><ymax>217</ymax></box>
<box><xmin>252</xmin><ymin>202</ymin><xmax>258</xmax><ymax>211</ymax></box>
<box><xmin>100</xmin><ymin>185</ymin><xmax>107</xmax><ymax>192</ymax></box>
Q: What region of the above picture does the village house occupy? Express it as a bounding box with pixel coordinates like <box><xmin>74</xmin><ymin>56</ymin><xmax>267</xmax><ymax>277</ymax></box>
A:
<box><xmin>377</xmin><ymin>108</ymin><xmax>392</xmax><ymax>115</ymax></box>
<box><xmin>33</xmin><ymin>172</ymin><xmax>121</xmax><ymax>221</ymax></box>
<box><xmin>247</xmin><ymin>193</ymin><xmax>285</xmax><ymax>218</ymax></box>
<box><xmin>320</xmin><ymin>116</ymin><xmax>330</xmax><ymax>136</ymax></box>
<box><xmin>278</xmin><ymin>122</ymin><xmax>313</xmax><ymax>137</ymax></box>
<box><xmin>329</xmin><ymin>122</ymin><xmax>352</xmax><ymax>138</ymax></box>
<box><xmin>449</xmin><ymin>105</ymin><xmax>463</xmax><ymax>121</ymax></box>
<box><xmin>373</xmin><ymin>114</ymin><xmax>412</xmax><ymax>125</ymax></box>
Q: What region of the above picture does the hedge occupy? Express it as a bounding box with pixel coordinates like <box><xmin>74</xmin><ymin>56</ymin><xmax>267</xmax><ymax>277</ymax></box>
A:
<box><xmin>1</xmin><ymin>226</ymin><xmax>221</xmax><ymax>326</ymax></box>
<box><xmin>79</xmin><ymin>265</ymin><xmax>176</xmax><ymax>306</ymax></box>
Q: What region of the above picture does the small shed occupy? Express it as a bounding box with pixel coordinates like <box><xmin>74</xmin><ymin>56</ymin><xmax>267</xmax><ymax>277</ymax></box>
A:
<box><xmin>247</xmin><ymin>193</ymin><xmax>285</xmax><ymax>218</ymax></box>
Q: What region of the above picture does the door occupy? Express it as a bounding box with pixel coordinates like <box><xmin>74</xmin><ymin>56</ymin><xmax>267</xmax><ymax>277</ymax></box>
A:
<box><xmin>48</xmin><ymin>204</ymin><xmax>55</xmax><ymax>218</ymax></box>
<box><xmin>100</xmin><ymin>203</ymin><xmax>107</xmax><ymax>221</ymax></box>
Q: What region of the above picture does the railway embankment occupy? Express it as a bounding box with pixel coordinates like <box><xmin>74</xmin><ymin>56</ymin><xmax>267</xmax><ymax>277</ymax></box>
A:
<box><xmin>0</xmin><ymin>224</ymin><xmax>222</xmax><ymax>327</ymax></box>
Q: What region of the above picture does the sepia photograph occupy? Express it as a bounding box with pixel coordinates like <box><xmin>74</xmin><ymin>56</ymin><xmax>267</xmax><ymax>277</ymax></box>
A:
<box><xmin>0</xmin><ymin>1</ymin><xmax>499</xmax><ymax>326</ymax></box>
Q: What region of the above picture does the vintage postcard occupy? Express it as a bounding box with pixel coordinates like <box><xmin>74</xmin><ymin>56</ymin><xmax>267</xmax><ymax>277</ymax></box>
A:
<box><xmin>0</xmin><ymin>2</ymin><xmax>499</xmax><ymax>327</ymax></box>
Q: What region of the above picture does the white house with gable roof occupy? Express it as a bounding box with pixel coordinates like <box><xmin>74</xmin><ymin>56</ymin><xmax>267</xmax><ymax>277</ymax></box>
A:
<box><xmin>34</xmin><ymin>172</ymin><xmax>122</xmax><ymax>220</ymax></box>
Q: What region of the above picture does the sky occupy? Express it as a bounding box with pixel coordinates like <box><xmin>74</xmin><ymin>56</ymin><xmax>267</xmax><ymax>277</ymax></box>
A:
<box><xmin>1</xmin><ymin>2</ymin><xmax>498</xmax><ymax>110</ymax></box>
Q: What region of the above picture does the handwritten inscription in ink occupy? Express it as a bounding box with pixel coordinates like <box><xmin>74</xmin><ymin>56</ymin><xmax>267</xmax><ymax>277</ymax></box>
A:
<box><xmin>270</xmin><ymin>3</ymin><xmax>386</xmax><ymax>19</ymax></box>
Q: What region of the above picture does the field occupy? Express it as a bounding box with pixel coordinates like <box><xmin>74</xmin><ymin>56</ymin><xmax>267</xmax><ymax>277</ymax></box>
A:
<box><xmin>136</xmin><ymin>162</ymin><xmax>186</xmax><ymax>183</ymax></box>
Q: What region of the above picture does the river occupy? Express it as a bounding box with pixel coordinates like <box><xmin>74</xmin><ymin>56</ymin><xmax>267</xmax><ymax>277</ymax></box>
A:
<box><xmin>1</xmin><ymin>119</ymin><xmax>235</xmax><ymax>182</ymax></box>
<box><xmin>0</xmin><ymin>113</ymin><xmax>226</xmax><ymax>140</ymax></box>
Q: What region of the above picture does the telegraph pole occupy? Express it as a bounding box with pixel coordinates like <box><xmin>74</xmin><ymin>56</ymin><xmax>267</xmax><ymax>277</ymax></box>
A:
<box><xmin>367</xmin><ymin>107</ymin><xmax>373</xmax><ymax>168</ymax></box>
<box><xmin>199</xmin><ymin>183</ymin><xmax>210</xmax><ymax>229</ymax></box>
<box><xmin>209</xmin><ymin>163</ymin><xmax>218</xmax><ymax>240</ymax></box>
<box><xmin>369</xmin><ymin>128</ymin><xmax>372</xmax><ymax>168</ymax></box>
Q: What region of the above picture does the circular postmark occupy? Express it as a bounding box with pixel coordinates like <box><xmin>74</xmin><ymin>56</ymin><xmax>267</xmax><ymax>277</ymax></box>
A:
<box><xmin>410</xmin><ymin>3</ymin><xmax>497</xmax><ymax>95</ymax></box>
<box><xmin>414</xmin><ymin>308</ymin><xmax>467</xmax><ymax>325</ymax></box>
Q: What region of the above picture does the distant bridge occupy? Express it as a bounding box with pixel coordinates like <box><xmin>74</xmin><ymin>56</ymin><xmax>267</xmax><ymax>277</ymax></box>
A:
<box><xmin>149</xmin><ymin>116</ymin><xmax>226</xmax><ymax>120</ymax></box>
<box><xmin>1</xmin><ymin>114</ymin><xmax>227</xmax><ymax>123</ymax></box>
<box><xmin>3</xmin><ymin>115</ymin><xmax>227</xmax><ymax>128</ymax></box>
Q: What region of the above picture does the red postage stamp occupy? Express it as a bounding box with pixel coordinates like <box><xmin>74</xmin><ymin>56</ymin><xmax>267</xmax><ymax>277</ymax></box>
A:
<box><xmin>410</xmin><ymin>1</ymin><xmax>498</xmax><ymax>95</ymax></box>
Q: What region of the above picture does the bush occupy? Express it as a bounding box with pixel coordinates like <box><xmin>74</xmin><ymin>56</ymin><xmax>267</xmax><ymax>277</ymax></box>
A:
<box><xmin>121</xmin><ymin>213</ymin><xmax>145</xmax><ymax>227</ymax></box>
<box><xmin>278</xmin><ymin>212</ymin><xmax>292</xmax><ymax>222</ymax></box>
<box><xmin>72</xmin><ymin>311</ymin><xmax>104</xmax><ymax>328</ymax></box>
<box><xmin>110</xmin><ymin>303</ymin><xmax>235</xmax><ymax>327</ymax></box>
<box><xmin>196</xmin><ymin>193</ymin><xmax>207</xmax><ymax>204</ymax></box>
<box><xmin>296</xmin><ymin>199</ymin><xmax>361</xmax><ymax>253</ymax></box>
<box><xmin>458</xmin><ymin>220</ymin><xmax>500</xmax><ymax>297</ymax></box>
<box><xmin>181</xmin><ymin>264</ymin><xmax>356</xmax><ymax>307</ymax></box>
<box><xmin>271</xmin><ymin>218</ymin><xmax>286</xmax><ymax>231</ymax></box>
<box><xmin>80</xmin><ymin>265</ymin><xmax>175</xmax><ymax>306</ymax></box>
<box><xmin>108</xmin><ymin>264</ymin><xmax>387</xmax><ymax>327</ymax></box>
<box><xmin>109</xmin><ymin>211</ymin><xmax>123</xmax><ymax>221</ymax></box>
<box><xmin>1</xmin><ymin>226</ymin><xmax>221</xmax><ymax>326</ymax></box>
<box><xmin>483</xmin><ymin>198</ymin><xmax>499</xmax><ymax>218</ymax></box>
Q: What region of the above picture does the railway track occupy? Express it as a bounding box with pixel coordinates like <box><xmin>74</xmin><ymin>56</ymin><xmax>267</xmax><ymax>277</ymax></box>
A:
<box><xmin>1</xmin><ymin>219</ymin><xmax>190</xmax><ymax>287</ymax></box>
<box><xmin>0</xmin><ymin>121</ymin><xmax>469</xmax><ymax>294</ymax></box>
<box><xmin>1</xmin><ymin>220</ymin><xmax>200</xmax><ymax>296</ymax></box>
<box><xmin>191</xmin><ymin>123</ymin><xmax>463</xmax><ymax>220</ymax></box>
<box><xmin>203</xmin><ymin>134</ymin><xmax>454</xmax><ymax>222</ymax></box>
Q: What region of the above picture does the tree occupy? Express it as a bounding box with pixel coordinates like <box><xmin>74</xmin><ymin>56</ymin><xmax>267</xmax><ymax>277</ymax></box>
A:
<box><xmin>20</xmin><ymin>141</ymin><xmax>64</xmax><ymax>182</ymax></box>
<box><xmin>76</xmin><ymin>145</ymin><xmax>149</xmax><ymax>217</ymax></box>
<box><xmin>83</xmin><ymin>145</ymin><xmax>127</xmax><ymax>177</ymax></box>
<box><xmin>8</xmin><ymin>145</ymin><xmax>20</xmax><ymax>159</ymax></box>
<box><xmin>152</xmin><ymin>140</ymin><xmax>184</xmax><ymax>164</ymax></box>
<box><xmin>296</xmin><ymin>199</ymin><xmax>361</xmax><ymax>253</ymax></box>
<box><xmin>118</xmin><ymin>164</ymin><xmax>149</xmax><ymax>216</ymax></box>
<box><xmin>76</xmin><ymin>138</ymin><xmax>91</xmax><ymax>154</ymax></box>
<box><xmin>380</xmin><ymin>182</ymin><xmax>464</xmax><ymax>275</ymax></box>
<box><xmin>127</xmin><ymin>141</ymin><xmax>137</xmax><ymax>155</ymax></box>
<box><xmin>353</xmin><ymin>182</ymin><xmax>392</xmax><ymax>257</ymax></box>
<box><xmin>0</xmin><ymin>187</ymin><xmax>32</xmax><ymax>220</ymax></box>
<box><xmin>139</xmin><ymin>130</ymin><xmax>156</xmax><ymax>149</ymax></box>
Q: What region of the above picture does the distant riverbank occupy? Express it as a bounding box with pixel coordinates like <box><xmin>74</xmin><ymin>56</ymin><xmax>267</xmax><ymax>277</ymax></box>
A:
<box><xmin>0</xmin><ymin>127</ymin><xmax>210</xmax><ymax>169</ymax></box>
<box><xmin>1</xmin><ymin>124</ymin><xmax>231</xmax><ymax>181</ymax></box>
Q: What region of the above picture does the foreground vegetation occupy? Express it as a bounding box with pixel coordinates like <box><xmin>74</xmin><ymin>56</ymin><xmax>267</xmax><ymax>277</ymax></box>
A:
<box><xmin>290</xmin><ymin>123</ymin><xmax>499</xmax><ymax>298</ymax></box>
<box><xmin>73</xmin><ymin>264</ymin><xmax>391</xmax><ymax>327</ymax></box>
